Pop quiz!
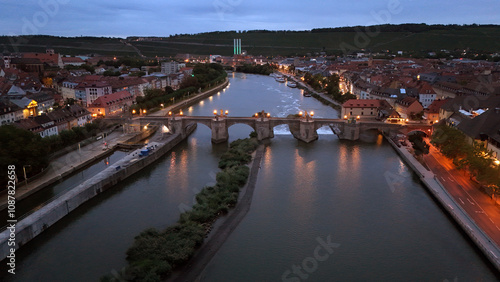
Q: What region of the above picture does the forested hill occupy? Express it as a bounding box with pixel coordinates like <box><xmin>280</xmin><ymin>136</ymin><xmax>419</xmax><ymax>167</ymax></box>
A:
<box><xmin>1</xmin><ymin>24</ymin><xmax>499</xmax><ymax>58</ymax></box>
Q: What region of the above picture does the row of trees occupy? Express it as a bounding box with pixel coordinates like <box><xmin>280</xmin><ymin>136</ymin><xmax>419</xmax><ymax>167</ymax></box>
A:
<box><xmin>431</xmin><ymin>124</ymin><xmax>500</xmax><ymax>193</ymax></box>
<box><xmin>236</xmin><ymin>64</ymin><xmax>275</xmax><ymax>75</ymax></box>
<box><xmin>0</xmin><ymin>120</ymin><xmax>107</xmax><ymax>191</ymax></box>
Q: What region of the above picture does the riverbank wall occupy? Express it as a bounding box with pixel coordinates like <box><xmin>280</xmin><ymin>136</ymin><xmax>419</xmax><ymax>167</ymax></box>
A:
<box><xmin>0</xmin><ymin>124</ymin><xmax>196</xmax><ymax>261</ymax></box>
<box><xmin>0</xmin><ymin>128</ymin><xmax>157</xmax><ymax>212</ymax></box>
<box><xmin>385</xmin><ymin>136</ymin><xmax>500</xmax><ymax>272</ymax></box>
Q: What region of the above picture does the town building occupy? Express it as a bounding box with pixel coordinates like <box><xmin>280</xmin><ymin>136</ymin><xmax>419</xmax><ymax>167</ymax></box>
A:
<box><xmin>87</xmin><ymin>90</ymin><xmax>134</xmax><ymax>117</ymax></box>
<box><xmin>341</xmin><ymin>99</ymin><xmax>388</xmax><ymax>119</ymax></box>
<box><xmin>0</xmin><ymin>100</ymin><xmax>24</xmax><ymax>125</ymax></box>
<box><xmin>161</xmin><ymin>61</ymin><xmax>179</xmax><ymax>74</ymax></box>
<box><xmin>394</xmin><ymin>97</ymin><xmax>424</xmax><ymax>119</ymax></box>
<box><xmin>425</xmin><ymin>99</ymin><xmax>450</xmax><ymax>124</ymax></box>
<box><xmin>418</xmin><ymin>82</ymin><xmax>437</xmax><ymax>109</ymax></box>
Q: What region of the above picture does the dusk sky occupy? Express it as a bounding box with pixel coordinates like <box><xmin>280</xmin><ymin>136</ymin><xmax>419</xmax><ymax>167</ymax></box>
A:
<box><xmin>1</xmin><ymin>0</ymin><xmax>499</xmax><ymax>37</ymax></box>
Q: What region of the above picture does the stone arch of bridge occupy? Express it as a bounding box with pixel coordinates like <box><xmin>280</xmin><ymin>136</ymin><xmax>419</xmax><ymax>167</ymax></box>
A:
<box><xmin>180</xmin><ymin>119</ymin><xmax>212</xmax><ymax>132</ymax></box>
<box><xmin>226</xmin><ymin>121</ymin><xmax>257</xmax><ymax>132</ymax></box>
<box><xmin>405</xmin><ymin>129</ymin><xmax>430</xmax><ymax>137</ymax></box>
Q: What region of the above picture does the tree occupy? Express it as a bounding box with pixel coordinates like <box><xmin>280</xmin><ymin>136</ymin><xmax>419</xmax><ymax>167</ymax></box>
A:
<box><xmin>165</xmin><ymin>86</ymin><xmax>174</xmax><ymax>94</ymax></box>
<box><xmin>179</xmin><ymin>76</ymin><xmax>199</xmax><ymax>89</ymax></box>
<box><xmin>408</xmin><ymin>133</ymin><xmax>429</xmax><ymax>157</ymax></box>
<box><xmin>64</xmin><ymin>98</ymin><xmax>76</xmax><ymax>106</ymax></box>
<box><xmin>0</xmin><ymin>125</ymin><xmax>50</xmax><ymax>190</ymax></box>
<box><xmin>144</xmin><ymin>89</ymin><xmax>165</xmax><ymax>100</ymax></box>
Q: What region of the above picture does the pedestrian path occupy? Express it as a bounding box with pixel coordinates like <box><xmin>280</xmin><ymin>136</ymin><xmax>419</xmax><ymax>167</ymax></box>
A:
<box><xmin>0</xmin><ymin>129</ymin><xmax>136</xmax><ymax>210</ymax></box>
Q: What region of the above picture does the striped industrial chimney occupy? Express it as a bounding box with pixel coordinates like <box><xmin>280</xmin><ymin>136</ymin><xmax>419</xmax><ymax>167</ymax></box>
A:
<box><xmin>233</xmin><ymin>38</ymin><xmax>241</xmax><ymax>55</ymax></box>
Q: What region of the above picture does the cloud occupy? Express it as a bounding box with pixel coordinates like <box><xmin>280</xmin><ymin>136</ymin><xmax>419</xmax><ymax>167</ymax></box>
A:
<box><xmin>0</xmin><ymin>0</ymin><xmax>499</xmax><ymax>37</ymax></box>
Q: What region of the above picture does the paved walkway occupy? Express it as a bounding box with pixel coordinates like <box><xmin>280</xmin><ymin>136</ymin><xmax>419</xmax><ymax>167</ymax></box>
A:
<box><xmin>0</xmin><ymin>129</ymin><xmax>136</xmax><ymax>210</ymax></box>
<box><xmin>388</xmin><ymin>138</ymin><xmax>500</xmax><ymax>272</ymax></box>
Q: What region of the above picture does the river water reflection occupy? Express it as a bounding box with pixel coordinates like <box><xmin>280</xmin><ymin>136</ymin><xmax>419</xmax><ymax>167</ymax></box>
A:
<box><xmin>4</xmin><ymin>73</ymin><xmax>498</xmax><ymax>281</ymax></box>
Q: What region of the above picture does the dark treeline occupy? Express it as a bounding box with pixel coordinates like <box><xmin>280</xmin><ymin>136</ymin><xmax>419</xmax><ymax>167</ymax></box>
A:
<box><xmin>166</xmin><ymin>24</ymin><xmax>500</xmax><ymax>38</ymax></box>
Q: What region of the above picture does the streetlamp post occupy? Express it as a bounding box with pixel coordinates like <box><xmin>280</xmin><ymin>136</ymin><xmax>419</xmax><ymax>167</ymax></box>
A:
<box><xmin>23</xmin><ymin>165</ymin><xmax>31</xmax><ymax>186</ymax></box>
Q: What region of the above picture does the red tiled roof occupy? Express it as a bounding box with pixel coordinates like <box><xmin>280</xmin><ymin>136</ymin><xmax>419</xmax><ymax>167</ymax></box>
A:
<box><xmin>89</xmin><ymin>90</ymin><xmax>133</xmax><ymax>107</ymax></box>
<box><xmin>22</xmin><ymin>53</ymin><xmax>60</xmax><ymax>66</ymax></box>
<box><xmin>426</xmin><ymin>99</ymin><xmax>450</xmax><ymax>113</ymax></box>
<box><xmin>62</xmin><ymin>57</ymin><xmax>84</xmax><ymax>63</ymax></box>
<box><xmin>342</xmin><ymin>99</ymin><xmax>381</xmax><ymax>108</ymax></box>
<box><xmin>418</xmin><ymin>81</ymin><xmax>436</xmax><ymax>94</ymax></box>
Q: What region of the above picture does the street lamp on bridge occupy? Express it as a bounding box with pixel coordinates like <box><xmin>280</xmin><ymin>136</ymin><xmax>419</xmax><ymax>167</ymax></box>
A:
<box><xmin>214</xmin><ymin>109</ymin><xmax>229</xmax><ymax>121</ymax></box>
<box><xmin>253</xmin><ymin>110</ymin><xmax>271</xmax><ymax>121</ymax></box>
<box><xmin>299</xmin><ymin>110</ymin><xmax>314</xmax><ymax>121</ymax></box>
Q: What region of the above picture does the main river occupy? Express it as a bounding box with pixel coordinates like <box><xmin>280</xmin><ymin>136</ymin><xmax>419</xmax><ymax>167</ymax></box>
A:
<box><xmin>4</xmin><ymin>73</ymin><xmax>498</xmax><ymax>281</ymax></box>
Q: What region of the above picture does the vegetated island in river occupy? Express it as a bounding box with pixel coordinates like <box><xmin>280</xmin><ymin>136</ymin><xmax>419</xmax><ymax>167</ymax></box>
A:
<box><xmin>101</xmin><ymin>134</ymin><xmax>260</xmax><ymax>282</ymax></box>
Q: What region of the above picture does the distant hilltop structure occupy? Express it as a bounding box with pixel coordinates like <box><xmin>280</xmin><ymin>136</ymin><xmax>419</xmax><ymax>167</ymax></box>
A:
<box><xmin>234</xmin><ymin>39</ymin><xmax>241</xmax><ymax>55</ymax></box>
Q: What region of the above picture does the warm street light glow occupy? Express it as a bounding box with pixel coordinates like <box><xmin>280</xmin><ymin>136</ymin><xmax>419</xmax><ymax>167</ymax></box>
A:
<box><xmin>255</xmin><ymin>113</ymin><xmax>259</xmax><ymax>117</ymax></box>
<box><xmin>168</xmin><ymin>111</ymin><xmax>172</xmax><ymax>116</ymax></box>
<box><xmin>225</xmin><ymin>110</ymin><xmax>229</xmax><ymax>115</ymax></box>
<box><xmin>435</xmin><ymin>120</ymin><xmax>439</xmax><ymax>123</ymax></box>
<box><xmin>310</xmin><ymin>111</ymin><xmax>314</xmax><ymax>117</ymax></box>
<box><xmin>214</xmin><ymin>110</ymin><xmax>218</xmax><ymax>115</ymax></box>
<box><xmin>494</xmin><ymin>160</ymin><xmax>500</xmax><ymax>166</ymax></box>
<box><xmin>180</xmin><ymin>110</ymin><xmax>183</xmax><ymax>115</ymax></box>
<box><xmin>160</xmin><ymin>104</ymin><xmax>164</xmax><ymax>108</ymax></box>
<box><xmin>356</xmin><ymin>115</ymin><xmax>360</xmax><ymax>120</ymax></box>
<box><xmin>144</xmin><ymin>125</ymin><xmax>148</xmax><ymax>130</ymax></box>
<box><xmin>132</xmin><ymin>109</ymin><xmax>136</xmax><ymax>114</ymax></box>
<box><xmin>299</xmin><ymin>111</ymin><xmax>303</xmax><ymax>116</ymax></box>
<box><xmin>344</xmin><ymin>115</ymin><xmax>348</xmax><ymax>119</ymax></box>
<box><xmin>143</xmin><ymin>109</ymin><xmax>147</xmax><ymax>114</ymax></box>
<box><xmin>267</xmin><ymin>113</ymin><xmax>270</xmax><ymax>117</ymax></box>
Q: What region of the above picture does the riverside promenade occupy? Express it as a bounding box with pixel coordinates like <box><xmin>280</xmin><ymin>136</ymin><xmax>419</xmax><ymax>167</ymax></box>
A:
<box><xmin>0</xmin><ymin>77</ymin><xmax>229</xmax><ymax>211</ymax></box>
<box><xmin>386</xmin><ymin>137</ymin><xmax>500</xmax><ymax>272</ymax></box>
<box><xmin>0</xmin><ymin>129</ymin><xmax>138</xmax><ymax>210</ymax></box>
<box><xmin>0</xmin><ymin>125</ymin><xmax>196</xmax><ymax>261</ymax></box>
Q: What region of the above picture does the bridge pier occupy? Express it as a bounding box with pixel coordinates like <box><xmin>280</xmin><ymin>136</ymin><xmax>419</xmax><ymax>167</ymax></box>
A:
<box><xmin>341</xmin><ymin>124</ymin><xmax>360</xmax><ymax>140</ymax></box>
<box><xmin>211</xmin><ymin>119</ymin><xmax>229</xmax><ymax>143</ymax></box>
<box><xmin>293</xmin><ymin>120</ymin><xmax>318</xmax><ymax>143</ymax></box>
<box><xmin>168</xmin><ymin>118</ymin><xmax>186</xmax><ymax>138</ymax></box>
<box><xmin>255</xmin><ymin>120</ymin><xmax>274</xmax><ymax>141</ymax></box>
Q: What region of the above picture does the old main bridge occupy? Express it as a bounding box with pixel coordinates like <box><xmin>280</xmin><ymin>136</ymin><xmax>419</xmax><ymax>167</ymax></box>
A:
<box><xmin>137</xmin><ymin>113</ymin><xmax>427</xmax><ymax>143</ymax></box>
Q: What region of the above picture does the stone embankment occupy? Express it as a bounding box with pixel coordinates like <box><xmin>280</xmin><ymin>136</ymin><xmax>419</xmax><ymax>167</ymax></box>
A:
<box><xmin>0</xmin><ymin>125</ymin><xmax>196</xmax><ymax>261</ymax></box>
